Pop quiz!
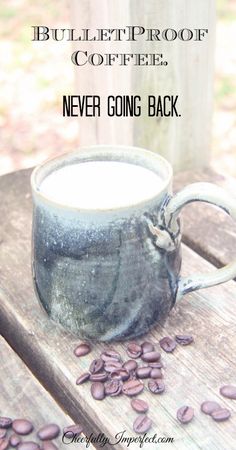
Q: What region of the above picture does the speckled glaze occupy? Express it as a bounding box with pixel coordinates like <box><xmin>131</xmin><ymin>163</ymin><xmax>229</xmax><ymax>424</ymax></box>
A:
<box><xmin>31</xmin><ymin>146</ymin><xmax>236</xmax><ymax>341</ymax></box>
<box><xmin>31</xmin><ymin>146</ymin><xmax>182</xmax><ymax>341</ymax></box>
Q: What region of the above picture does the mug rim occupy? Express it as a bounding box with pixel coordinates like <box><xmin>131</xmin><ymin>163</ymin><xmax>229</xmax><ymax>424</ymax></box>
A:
<box><xmin>31</xmin><ymin>145</ymin><xmax>173</xmax><ymax>213</ymax></box>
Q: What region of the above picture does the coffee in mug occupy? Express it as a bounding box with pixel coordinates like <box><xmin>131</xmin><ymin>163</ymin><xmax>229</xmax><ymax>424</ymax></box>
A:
<box><xmin>39</xmin><ymin>161</ymin><xmax>164</xmax><ymax>209</ymax></box>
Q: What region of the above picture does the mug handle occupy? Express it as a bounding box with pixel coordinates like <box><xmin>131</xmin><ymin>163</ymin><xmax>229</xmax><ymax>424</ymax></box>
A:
<box><xmin>162</xmin><ymin>182</ymin><xmax>236</xmax><ymax>301</ymax></box>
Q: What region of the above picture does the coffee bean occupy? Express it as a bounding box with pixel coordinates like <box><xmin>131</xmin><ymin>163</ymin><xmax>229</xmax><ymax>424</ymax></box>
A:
<box><xmin>76</xmin><ymin>372</ymin><xmax>90</xmax><ymax>385</ymax></box>
<box><xmin>18</xmin><ymin>442</ymin><xmax>39</xmax><ymax>450</ymax></box>
<box><xmin>37</xmin><ymin>424</ymin><xmax>60</xmax><ymax>441</ymax></box>
<box><xmin>0</xmin><ymin>431</ymin><xmax>6</xmax><ymax>440</ymax></box>
<box><xmin>110</xmin><ymin>369</ymin><xmax>129</xmax><ymax>381</ymax></box>
<box><xmin>126</xmin><ymin>343</ymin><xmax>142</xmax><ymax>359</ymax></box>
<box><xmin>42</xmin><ymin>442</ymin><xmax>58</xmax><ymax>450</ymax></box>
<box><xmin>211</xmin><ymin>408</ymin><xmax>231</xmax><ymax>422</ymax></box>
<box><xmin>148</xmin><ymin>361</ymin><xmax>163</xmax><ymax>369</ymax></box>
<box><xmin>0</xmin><ymin>417</ymin><xmax>12</xmax><ymax>429</ymax></box>
<box><xmin>175</xmin><ymin>335</ymin><xmax>194</xmax><ymax>346</ymax></box>
<box><xmin>123</xmin><ymin>360</ymin><xmax>138</xmax><ymax>372</ymax></box>
<box><xmin>12</xmin><ymin>419</ymin><xmax>34</xmax><ymax>435</ymax></box>
<box><xmin>148</xmin><ymin>379</ymin><xmax>165</xmax><ymax>394</ymax></box>
<box><xmin>141</xmin><ymin>341</ymin><xmax>155</xmax><ymax>354</ymax></box>
<box><xmin>201</xmin><ymin>401</ymin><xmax>221</xmax><ymax>415</ymax></box>
<box><xmin>131</xmin><ymin>399</ymin><xmax>149</xmax><ymax>413</ymax></box>
<box><xmin>136</xmin><ymin>366</ymin><xmax>151</xmax><ymax>379</ymax></box>
<box><xmin>74</xmin><ymin>342</ymin><xmax>91</xmax><ymax>357</ymax></box>
<box><xmin>129</xmin><ymin>369</ymin><xmax>137</xmax><ymax>380</ymax></box>
<box><xmin>89</xmin><ymin>372</ymin><xmax>108</xmax><ymax>382</ymax></box>
<box><xmin>100</xmin><ymin>350</ymin><xmax>121</xmax><ymax>362</ymax></box>
<box><xmin>0</xmin><ymin>439</ymin><xmax>9</xmax><ymax>450</ymax></box>
<box><xmin>177</xmin><ymin>406</ymin><xmax>194</xmax><ymax>424</ymax></box>
<box><xmin>91</xmin><ymin>382</ymin><xmax>105</xmax><ymax>400</ymax></box>
<box><xmin>104</xmin><ymin>380</ymin><xmax>123</xmax><ymax>396</ymax></box>
<box><xmin>141</xmin><ymin>351</ymin><xmax>161</xmax><ymax>363</ymax></box>
<box><xmin>63</xmin><ymin>424</ymin><xmax>83</xmax><ymax>435</ymax></box>
<box><xmin>122</xmin><ymin>379</ymin><xmax>144</xmax><ymax>396</ymax></box>
<box><xmin>150</xmin><ymin>368</ymin><xmax>163</xmax><ymax>379</ymax></box>
<box><xmin>133</xmin><ymin>415</ymin><xmax>152</xmax><ymax>434</ymax></box>
<box><xmin>159</xmin><ymin>336</ymin><xmax>176</xmax><ymax>353</ymax></box>
<box><xmin>220</xmin><ymin>385</ymin><xmax>236</xmax><ymax>400</ymax></box>
<box><xmin>9</xmin><ymin>434</ymin><xmax>21</xmax><ymax>447</ymax></box>
<box><xmin>109</xmin><ymin>370</ymin><xmax>122</xmax><ymax>380</ymax></box>
<box><xmin>89</xmin><ymin>359</ymin><xmax>104</xmax><ymax>374</ymax></box>
<box><xmin>104</xmin><ymin>361</ymin><xmax>123</xmax><ymax>372</ymax></box>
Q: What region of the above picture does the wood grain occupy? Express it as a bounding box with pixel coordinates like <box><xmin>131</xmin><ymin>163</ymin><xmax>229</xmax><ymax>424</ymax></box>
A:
<box><xmin>0</xmin><ymin>169</ymin><xmax>236</xmax><ymax>450</ymax></box>
<box><xmin>70</xmin><ymin>0</ymin><xmax>215</xmax><ymax>171</ymax></box>
<box><xmin>174</xmin><ymin>167</ymin><xmax>236</xmax><ymax>270</ymax></box>
<box><xmin>0</xmin><ymin>336</ymin><xmax>95</xmax><ymax>449</ymax></box>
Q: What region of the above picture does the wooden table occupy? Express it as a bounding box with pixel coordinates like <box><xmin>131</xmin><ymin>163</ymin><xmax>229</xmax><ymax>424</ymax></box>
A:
<box><xmin>0</xmin><ymin>168</ymin><xmax>236</xmax><ymax>450</ymax></box>
<box><xmin>0</xmin><ymin>337</ymin><xmax>92</xmax><ymax>449</ymax></box>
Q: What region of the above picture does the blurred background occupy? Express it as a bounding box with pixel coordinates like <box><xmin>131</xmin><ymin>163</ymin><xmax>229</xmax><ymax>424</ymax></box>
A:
<box><xmin>0</xmin><ymin>0</ymin><xmax>235</xmax><ymax>176</ymax></box>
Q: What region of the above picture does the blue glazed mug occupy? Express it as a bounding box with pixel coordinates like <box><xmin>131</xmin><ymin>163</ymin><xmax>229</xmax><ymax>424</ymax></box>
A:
<box><xmin>31</xmin><ymin>146</ymin><xmax>236</xmax><ymax>341</ymax></box>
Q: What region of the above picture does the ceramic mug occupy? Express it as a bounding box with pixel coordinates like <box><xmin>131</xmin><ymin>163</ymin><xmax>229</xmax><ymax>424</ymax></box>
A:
<box><xmin>31</xmin><ymin>146</ymin><xmax>236</xmax><ymax>341</ymax></box>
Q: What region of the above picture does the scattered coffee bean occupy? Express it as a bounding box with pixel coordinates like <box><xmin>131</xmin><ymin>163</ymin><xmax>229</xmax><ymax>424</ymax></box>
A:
<box><xmin>136</xmin><ymin>367</ymin><xmax>151</xmax><ymax>379</ymax></box>
<box><xmin>37</xmin><ymin>424</ymin><xmax>60</xmax><ymax>441</ymax></box>
<box><xmin>133</xmin><ymin>415</ymin><xmax>152</xmax><ymax>434</ymax></box>
<box><xmin>123</xmin><ymin>360</ymin><xmax>138</xmax><ymax>372</ymax></box>
<box><xmin>0</xmin><ymin>439</ymin><xmax>9</xmax><ymax>450</ymax></box>
<box><xmin>110</xmin><ymin>369</ymin><xmax>129</xmax><ymax>381</ymax></box>
<box><xmin>0</xmin><ymin>418</ymin><xmax>12</xmax><ymax>429</ymax></box>
<box><xmin>63</xmin><ymin>424</ymin><xmax>83</xmax><ymax>435</ymax></box>
<box><xmin>12</xmin><ymin>419</ymin><xmax>34</xmax><ymax>435</ymax></box>
<box><xmin>0</xmin><ymin>431</ymin><xmax>6</xmax><ymax>440</ymax></box>
<box><xmin>159</xmin><ymin>336</ymin><xmax>176</xmax><ymax>353</ymax></box>
<box><xmin>211</xmin><ymin>408</ymin><xmax>231</xmax><ymax>422</ymax></box>
<box><xmin>89</xmin><ymin>372</ymin><xmax>108</xmax><ymax>382</ymax></box>
<box><xmin>42</xmin><ymin>442</ymin><xmax>58</xmax><ymax>450</ymax></box>
<box><xmin>141</xmin><ymin>351</ymin><xmax>161</xmax><ymax>363</ymax></box>
<box><xmin>91</xmin><ymin>382</ymin><xmax>105</xmax><ymax>400</ymax></box>
<box><xmin>104</xmin><ymin>361</ymin><xmax>123</xmax><ymax>372</ymax></box>
<box><xmin>76</xmin><ymin>372</ymin><xmax>90</xmax><ymax>385</ymax></box>
<box><xmin>18</xmin><ymin>442</ymin><xmax>39</xmax><ymax>450</ymax></box>
<box><xmin>72</xmin><ymin>335</ymin><xmax>203</xmax><ymax>436</ymax></box>
<box><xmin>129</xmin><ymin>369</ymin><xmax>137</xmax><ymax>380</ymax></box>
<box><xmin>148</xmin><ymin>379</ymin><xmax>165</xmax><ymax>394</ymax></box>
<box><xmin>126</xmin><ymin>343</ymin><xmax>142</xmax><ymax>359</ymax></box>
<box><xmin>177</xmin><ymin>406</ymin><xmax>194</xmax><ymax>424</ymax></box>
<box><xmin>150</xmin><ymin>368</ymin><xmax>163</xmax><ymax>379</ymax></box>
<box><xmin>220</xmin><ymin>385</ymin><xmax>236</xmax><ymax>400</ymax></box>
<box><xmin>201</xmin><ymin>401</ymin><xmax>221</xmax><ymax>415</ymax></box>
<box><xmin>89</xmin><ymin>358</ymin><xmax>104</xmax><ymax>374</ymax></box>
<box><xmin>74</xmin><ymin>342</ymin><xmax>91</xmax><ymax>357</ymax></box>
<box><xmin>131</xmin><ymin>399</ymin><xmax>149</xmax><ymax>413</ymax></box>
<box><xmin>100</xmin><ymin>350</ymin><xmax>121</xmax><ymax>362</ymax></box>
<box><xmin>9</xmin><ymin>434</ymin><xmax>21</xmax><ymax>447</ymax></box>
<box><xmin>109</xmin><ymin>371</ymin><xmax>122</xmax><ymax>381</ymax></box>
<box><xmin>148</xmin><ymin>361</ymin><xmax>163</xmax><ymax>369</ymax></box>
<box><xmin>104</xmin><ymin>380</ymin><xmax>123</xmax><ymax>396</ymax></box>
<box><xmin>122</xmin><ymin>379</ymin><xmax>144</xmax><ymax>396</ymax></box>
<box><xmin>141</xmin><ymin>341</ymin><xmax>155</xmax><ymax>354</ymax></box>
<box><xmin>175</xmin><ymin>335</ymin><xmax>194</xmax><ymax>346</ymax></box>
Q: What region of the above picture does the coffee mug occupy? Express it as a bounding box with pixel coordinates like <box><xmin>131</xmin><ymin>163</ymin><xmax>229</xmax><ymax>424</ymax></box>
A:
<box><xmin>31</xmin><ymin>146</ymin><xmax>236</xmax><ymax>341</ymax></box>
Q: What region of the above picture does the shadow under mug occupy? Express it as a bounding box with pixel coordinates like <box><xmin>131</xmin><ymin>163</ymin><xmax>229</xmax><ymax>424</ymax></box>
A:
<box><xmin>31</xmin><ymin>146</ymin><xmax>236</xmax><ymax>341</ymax></box>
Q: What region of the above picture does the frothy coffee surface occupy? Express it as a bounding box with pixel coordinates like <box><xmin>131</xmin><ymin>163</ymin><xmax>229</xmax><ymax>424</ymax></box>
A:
<box><xmin>40</xmin><ymin>161</ymin><xmax>163</xmax><ymax>209</ymax></box>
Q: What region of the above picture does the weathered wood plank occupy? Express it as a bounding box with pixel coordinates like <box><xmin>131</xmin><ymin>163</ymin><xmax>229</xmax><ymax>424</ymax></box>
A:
<box><xmin>0</xmin><ymin>336</ymin><xmax>95</xmax><ymax>449</ymax></box>
<box><xmin>174</xmin><ymin>167</ymin><xmax>236</xmax><ymax>269</ymax></box>
<box><xmin>70</xmin><ymin>0</ymin><xmax>215</xmax><ymax>170</ymax></box>
<box><xmin>0</xmin><ymin>169</ymin><xmax>236</xmax><ymax>450</ymax></box>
